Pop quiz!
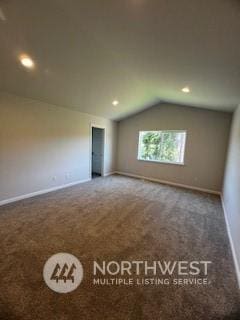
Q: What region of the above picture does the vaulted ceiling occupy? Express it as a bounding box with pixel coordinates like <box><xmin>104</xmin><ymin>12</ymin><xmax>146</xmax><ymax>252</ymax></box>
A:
<box><xmin>0</xmin><ymin>0</ymin><xmax>240</xmax><ymax>120</ymax></box>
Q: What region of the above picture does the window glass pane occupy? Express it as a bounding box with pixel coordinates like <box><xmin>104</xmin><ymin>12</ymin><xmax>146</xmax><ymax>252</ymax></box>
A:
<box><xmin>138</xmin><ymin>131</ymin><xmax>162</xmax><ymax>161</ymax></box>
<box><xmin>160</xmin><ymin>132</ymin><xmax>186</xmax><ymax>163</ymax></box>
<box><xmin>138</xmin><ymin>131</ymin><xmax>186</xmax><ymax>164</ymax></box>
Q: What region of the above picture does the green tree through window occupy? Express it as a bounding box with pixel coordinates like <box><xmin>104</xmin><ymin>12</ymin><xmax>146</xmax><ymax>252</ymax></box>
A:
<box><xmin>138</xmin><ymin>131</ymin><xmax>186</xmax><ymax>164</ymax></box>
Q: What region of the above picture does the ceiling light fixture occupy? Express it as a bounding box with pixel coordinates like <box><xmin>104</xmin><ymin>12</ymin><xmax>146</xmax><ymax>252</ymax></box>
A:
<box><xmin>112</xmin><ymin>100</ymin><xmax>119</xmax><ymax>106</ymax></box>
<box><xmin>182</xmin><ymin>87</ymin><xmax>190</xmax><ymax>93</ymax></box>
<box><xmin>19</xmin><ymin>55</ymin><xmax>34</xmax><ymax>69</ymax></box>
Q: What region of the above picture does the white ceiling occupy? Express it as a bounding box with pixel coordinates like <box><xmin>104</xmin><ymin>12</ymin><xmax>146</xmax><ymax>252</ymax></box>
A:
<box><xmin>0</xmin><ymin>0</ymin><xmax>240</xmax><ymax>120</ymax></box>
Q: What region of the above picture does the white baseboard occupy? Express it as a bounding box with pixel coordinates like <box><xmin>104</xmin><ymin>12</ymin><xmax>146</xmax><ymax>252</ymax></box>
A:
<box><xmin>0</xmin><ymin>178</ymin><xmax>91</xmax><ymax>206</ymax></box>
<box><xmin>0</xmin><ymin>173</ymin><xmax>116</xmax><ymax>206</ymax></box>
<box><xmin>221</xmin><ymin>195</ymin><xmax>240</xmax><ymax>289</ymax></box>
<box><xmin>104</xmin><ymin>171</ymin><xmax>117</xmax><ymax>177</ymax></box>
<box><xmin>115</xmin><ymin>171</ymin><xmax>221</xmax><ymax>195</ymax></box>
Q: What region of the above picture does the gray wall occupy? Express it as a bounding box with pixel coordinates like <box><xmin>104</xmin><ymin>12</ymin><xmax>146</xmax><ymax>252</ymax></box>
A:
<box><xmin>117</xmin><ymin>103</ymin><xmax>232</xmax><ymax>192</ymax></box>
<box><xmin>223</xmin><ymin>105</ymin><xmax>240</xmax><ymax>278</ymax></box>
<box><xmin>0</xmin><ymin>93</ymin><xmax>117</xmax><ymax>202</ymax></box>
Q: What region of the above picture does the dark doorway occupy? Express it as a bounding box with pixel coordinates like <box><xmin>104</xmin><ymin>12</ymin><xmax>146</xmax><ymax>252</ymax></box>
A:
<box><xmin>91</xmin><ymin>127</ymin><xmax>104</xmax><ymax>179</ymax></box>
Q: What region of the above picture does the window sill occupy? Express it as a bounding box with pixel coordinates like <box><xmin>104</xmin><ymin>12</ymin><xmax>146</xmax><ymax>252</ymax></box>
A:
<box><xmin>137</xmin><ymin>158</ymin><xmax>185</xmax><ymax>166</ymax></box>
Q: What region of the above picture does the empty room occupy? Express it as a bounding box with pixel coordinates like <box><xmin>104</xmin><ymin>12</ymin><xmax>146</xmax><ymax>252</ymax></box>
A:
<box><xmin>0</xmin><ymin>1</ymin><xmax>240</xmax><ymax>319</ymax></box>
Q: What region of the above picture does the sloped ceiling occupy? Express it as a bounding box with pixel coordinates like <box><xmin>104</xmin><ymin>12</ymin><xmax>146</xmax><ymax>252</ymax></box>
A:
<box><xmin>0</xmin><ymin>0</ymin><xmax>240</xmax><ymax>120</ymax></box>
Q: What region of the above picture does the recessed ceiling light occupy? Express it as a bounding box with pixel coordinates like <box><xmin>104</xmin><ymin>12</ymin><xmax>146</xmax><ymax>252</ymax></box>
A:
<box><xmin>182</xmin><ymin>87</ymin><xmax>190</xmax><ymax>93</ymax></box>
<box><xmin>112</xmin><ymin>100</ymin><xmax>119</xmax><ymax>106</ymax></box>
<box><xmin>19</xmin><ymin>55</ymin><xmax>34</xmax><ymax>69</ymax></box>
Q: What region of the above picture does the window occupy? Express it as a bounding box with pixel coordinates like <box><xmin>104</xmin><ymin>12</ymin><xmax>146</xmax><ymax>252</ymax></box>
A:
<box><xmin>138</xmin><ymin>130</ymin><xmax>186</xmax><ymax>165</ymax></box>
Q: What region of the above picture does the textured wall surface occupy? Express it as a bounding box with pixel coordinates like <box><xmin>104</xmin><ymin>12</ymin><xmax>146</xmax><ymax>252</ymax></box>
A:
<box><xmin>0</xmin><ymin>93</ymin><xmax>117</xmax><ymax>201</ymax></box>
<box><xmin>117</xmin><ymin>103</ymin><xmax>232</xmax><ymax>192</ymax></box>
<box><xmin>223</xmin><ymin>105</ymin><xmax>240</xmax><ymax>278</ymax></box>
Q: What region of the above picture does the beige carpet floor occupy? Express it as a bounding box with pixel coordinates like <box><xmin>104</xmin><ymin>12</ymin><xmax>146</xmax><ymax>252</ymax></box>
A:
<box><xmin>0</xmin><ymin>175</ymin><xmax>239</xmax><ymax>320</ymax></box>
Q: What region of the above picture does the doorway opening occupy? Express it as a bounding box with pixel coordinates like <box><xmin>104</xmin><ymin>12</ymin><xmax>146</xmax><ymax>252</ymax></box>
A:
<box><xmin>91</xmin><ymin>126</ymin><xmax>105</xmax><ymax>179</ymax></box>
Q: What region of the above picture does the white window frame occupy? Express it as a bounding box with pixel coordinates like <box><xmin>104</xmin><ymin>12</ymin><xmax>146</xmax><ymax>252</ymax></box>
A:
<box><xmin>137</xmin><ymin>130</ymin><xmax>187</xmax><ymax>166</ymax></box>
